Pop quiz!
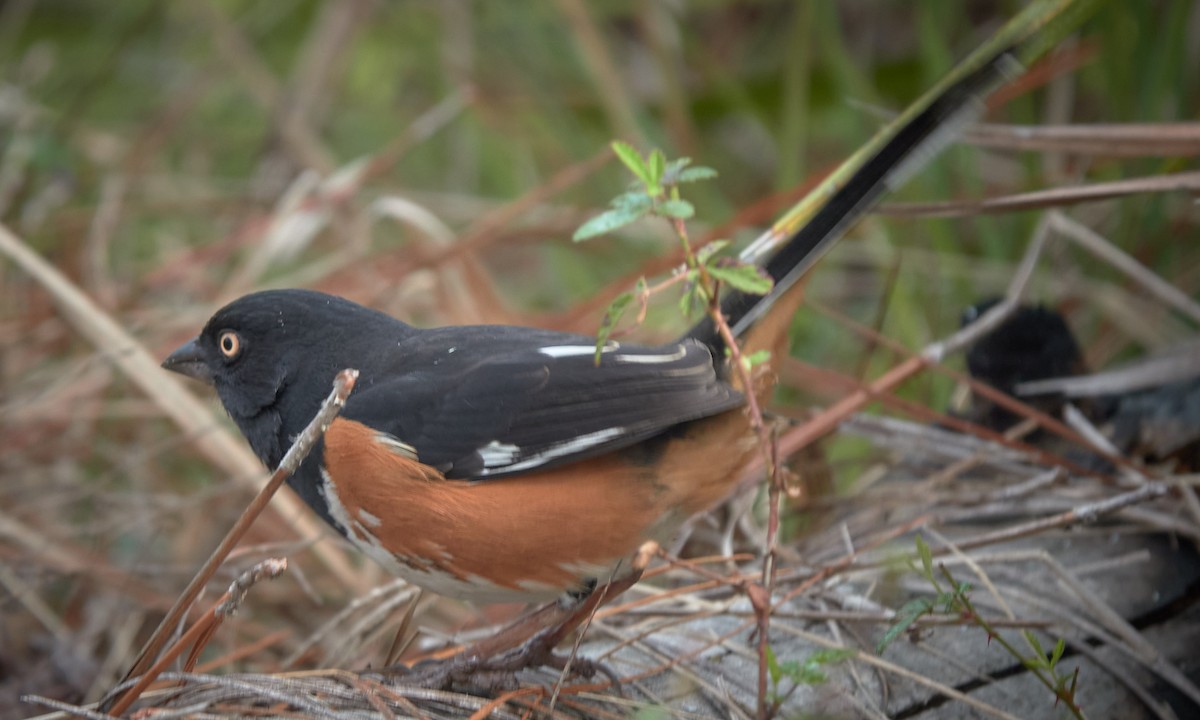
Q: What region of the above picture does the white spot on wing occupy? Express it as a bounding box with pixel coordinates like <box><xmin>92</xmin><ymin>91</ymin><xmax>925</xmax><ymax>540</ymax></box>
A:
<box><xmin>482</xmin><ymin>427</ymin><xmax>625</xmax><ymax>475</ymax></box>
<box><xmin>359</xmin><ymin>509</ymin><xmax>382</xmax><ymax>528</ymax></box>
<box><xmin>539</xmin><ymin>342</ymin><xmax>618</xmax><ymax>358</ymax></box>
<box><xmin>613</xmin><ymin>344</ymin><xmax>689</xmax><ymax>364</ymax></box>
<box><xmin>478</xmin><ymin>440</ymin><xmax>521</xmax><ymax>468</ymax></box>
<box><xmin>538</xmin><ymin>345</ymin><xmax>594</xmax><ymax>358</ymax></box>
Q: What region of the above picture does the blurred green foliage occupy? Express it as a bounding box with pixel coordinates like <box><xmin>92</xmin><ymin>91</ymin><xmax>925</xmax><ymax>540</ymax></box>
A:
<box><xmin>2</xmin><ymin>0</ymin><xmax>1196</xmax><ymax>421</ymax></box>
<box><xmin>1</xmin><ymin>2</ymin><xmax>1197</xmax><ymax>697</ymax></box>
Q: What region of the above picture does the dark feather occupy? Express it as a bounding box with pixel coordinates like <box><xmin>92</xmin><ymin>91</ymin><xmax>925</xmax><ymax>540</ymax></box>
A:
<box><xmin>341</xmin><ymin>330</ymin><xmax>742</xmax><ymax>479</ymax></box>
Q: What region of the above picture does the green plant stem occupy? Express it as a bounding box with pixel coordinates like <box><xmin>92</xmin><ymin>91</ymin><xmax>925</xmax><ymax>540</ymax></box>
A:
<box><xmin>937</xmin><ymin>565</ymin><xmax>1085</xmax><ymax>719</ymax></box>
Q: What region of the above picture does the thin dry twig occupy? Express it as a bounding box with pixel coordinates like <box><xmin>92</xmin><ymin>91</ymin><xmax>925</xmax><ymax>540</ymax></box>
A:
<box><xmin>879</xmin><ymin>170</ymin><xmax>1200</xmax><ymax>218</ymax></box>
<box><xmin>191</xmin><ymin>1</ymin><xmax>335</xmax><ymax>172</ymax></box>
<box><xmin>110</xmin><ymin>368</ymin><xmax>358</xmax><ymax>704</ymax></box>
<box><xmin>284</xmin><ymin>579</ymin><xmax>412</xmax><ymax>669</ymax></box>
<box><xmin>553</xmin><ymin>0</ymin><xmax>647</xmax><ymax>148</ymax></box>
<box><xmin>928</xmin><ymin>483</ymin><xmax>1168</xmax><ymax>557</ymax></box>
<box><xmin>963</xmin><ymin>121</ymin><xmax>1200</xmax><ymax>156</ymax></box>
<box><xmin>107</xmin><ymin>558</ymin><xmax>290</xmax><ymax>717</ymax></box>
<box><xmin>803</xmin><ymin>302</ymin><xmax>1133</xmax><ymax>477</ymax></box>
<box><xmin>20</xmin><ymin>696</ymin><xmax>118</xmax><ymax>720</ymax></box>
<box><xmin>1046</xmin><ymin>210</ymin><xmax>1200</xmax><ymax>325</ymax></box>
<box><xmin>924</xmin><ymin>212</ymin><xmax>1048</xmax><ymax>362</ymax></box>
<box><xmin>786</xmin><ymin>629</ymin><xmax>1022</xmax><ymax>720</ymax></box>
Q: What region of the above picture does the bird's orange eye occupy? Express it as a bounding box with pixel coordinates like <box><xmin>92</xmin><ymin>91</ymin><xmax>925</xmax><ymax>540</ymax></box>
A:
<box><xmin>218</xmin><ymin>330</ymin><xmax>241</xmax><ymax>359</ymax></box>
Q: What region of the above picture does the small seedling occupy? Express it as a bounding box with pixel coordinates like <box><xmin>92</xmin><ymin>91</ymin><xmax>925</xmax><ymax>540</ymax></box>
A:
<box><xmin>765</xmin><ymin>643</ymin><xmax>854</xmax><ymax>708</ymax></box>
<box><xmin>575</xmin><ymin>141</ymin><xmax>772</xmax><ymax>362</ymax></box>
<box><xmin>879</xmin><ymin>536</ymin><xmax>1086</xmax><ymax>718</ymax></box>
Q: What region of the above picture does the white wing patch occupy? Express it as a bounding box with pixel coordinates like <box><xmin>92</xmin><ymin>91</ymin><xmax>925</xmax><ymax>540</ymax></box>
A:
<box><xmin>539</xmin><ymin>342</ymin><xmax>618</xmax><ymax>358</ymax></box>
<box><xmin>478</xmin><ymin>440</ymin><xmax>521</xmax><ymax>468</ymax></box>
<box><xmin>479</xmin><ymin>427</ymin><xmax>625</xmax><ymax>475</ymax></box>
<box><xmin>612</xmin><ymin>343</ymin><xmax>689</xmax><ymax>364</ymax></box>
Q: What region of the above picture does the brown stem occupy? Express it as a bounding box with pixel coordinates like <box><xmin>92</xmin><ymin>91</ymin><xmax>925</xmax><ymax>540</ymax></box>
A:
<box><xmin>108</xmin><ymin>558</ymin><xmax>289</xmax><ymax>716</ymax></box>
<box><xmin>106</xmin><ymin>369</ymin><xmax>358</xmax><ymax>709</ymax></box>
<box><xmin>677</xmin><ymin>217</ymin><xmax>780</xmax><ymax>719</ymax></box>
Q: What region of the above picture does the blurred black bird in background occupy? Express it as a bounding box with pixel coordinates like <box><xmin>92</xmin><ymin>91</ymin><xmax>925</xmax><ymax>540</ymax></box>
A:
<box><xmin>958</xmin><ymin>299</ymin><xmax>1200</xmax><ymax>472</ymax></box>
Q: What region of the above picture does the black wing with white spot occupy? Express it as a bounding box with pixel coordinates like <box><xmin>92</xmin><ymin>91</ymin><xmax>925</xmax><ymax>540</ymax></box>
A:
<box><xmin>341</xmin><ymin>326</ymin><xmax>743</xmax><ymax>480</ymax></box>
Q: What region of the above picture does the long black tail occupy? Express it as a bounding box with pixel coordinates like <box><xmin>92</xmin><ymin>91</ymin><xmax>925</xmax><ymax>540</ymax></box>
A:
<box><xmin>686</xmin><ymin>44</ymin><xmax>1020</xmax><ymax>354</ymax></box>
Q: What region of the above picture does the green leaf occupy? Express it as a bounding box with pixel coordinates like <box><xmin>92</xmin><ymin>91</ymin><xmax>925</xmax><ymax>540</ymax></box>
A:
<box><xmin>662</xmin><ymin>157</ymin><xmax>692</xmax><ymax>182</ymax></box>
<box><xmin>611</xmin><ymin>141</ymin><xmax>651</xmax><ymax>186</ymax></box>
<box><xmin>573</xmin><ymin>205</ymin><xmax>649</xmax><ymax>241</ymax></box>
<box><xmin>777</xmin><ymin>659</ymin><xmax>809</xmax><ymax>683</ymax></box>
<box><xmin>1050</xmin><ymin>638</ymin><xmax>1066</xmax><ymax>667</ymax></box>
<box><xmin>765</xmin><ymin>643</ymin><xmax>781</xmax><ymax>685</ymax></box>
<box><xmin>677</xmin><ymin>165</ymin><xmax>718</xmax><ymax>183</ymax></box>
<box><xmin>935</xmin><ymin>590</ymin><xmax>961</xmax><ymax>614</ymax></box>
<box><xmin>595</xmin><ymin>291</ymin><xmax>635</xmax><ymax>363</ymax></box>
<box><xmin>809</xmin><ymin>648</ymin><xmax>856</xmax><ymax>665</ymax></box>
<box><xmin>1024</xmin><ymin>630</ymin><xmax>1044</xmax><ymax>656</ymax></box>
<box><xmin>678</xmin><ymin>279</ymin><xmax>704</xmax><ymax>319</ymax></box>
<box><xmin>878</xmin><ymin>597</ymin><xmax>932</xmax><ymax>653</ymax></box>
<box><xmin>769</xmin><ymin>648</ymin><xmax>855</xmax><ymax>687</ymax></box>
<box><xmin>744</xmin><ymin>349</ymin><xmax>772</xmax><ymax>368</ymax></box>
<box><xmin>916</xmin><ymin>535</ymin><xmax>934</xmax><ymax>582</ymax></box>
<box><xmin>1021</xmin><ymin>656</ymin><xmax>1046</xmax><ymax>672</ymax></box>
<box><xmin>658</xmin><ymin>198</ymin><xmax>694</xmax><ymax>219</ymax></box>
<box><xmin>647</xmin><ymin>148</ymin><xmax>666</xmax><ymax>193</ymax></box>
<box><xmin>613</xmin><ymin>191</ymin><xmax>653</xmax><ymax>212</ymax></box>
<box><xmin>706</xmin><ymin>262</ymin><xmax>773</xmax><ymax>295</ymax></box>
<box><xmin>695</xmin><ymin>239</ymin><xmax>730</xmax><ymax>264</ymax></box>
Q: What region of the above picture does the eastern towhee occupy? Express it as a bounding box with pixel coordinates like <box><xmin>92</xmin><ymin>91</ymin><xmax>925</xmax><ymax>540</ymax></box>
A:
<box><xmin>963</xmin><ymin>301</ymin><xmax>1200</xmax><ymax>472</ymax></box>
<box><xmin>161</xmin><ymin>47</ymin><xmax>1020</xmax><ymax>670</ymax></box>
<box><xmin>161</xmin><ymin>257</ymin><xmax>804</xmax><ymax>605</ymax></box>
<box><xmin>959</xmin><ymin>299</ymin><xmax>1087</xmax><ymax>430</ymax></box>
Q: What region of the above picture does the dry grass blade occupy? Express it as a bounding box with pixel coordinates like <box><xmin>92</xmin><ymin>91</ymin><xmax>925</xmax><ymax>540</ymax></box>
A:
<box><xmin>0</xmin><ymin>223</ymin><xmax>257</xmax><ymax>482</ymax></box>
<box><xmin>1019</xmin><ymin>340</ymin><xmax>1200</xmax><ymax>397</ymax></box>
<box><xmin>1047</xmin><ymin>211</ymin><xmax>1200</xmax><ymax>325</ymax></box>
<box><xmin>810</xmin><ymin>299</ymin><xmax>1134</xmax><ymax>477</ymax></box>
<box><xmin>879</xmin><ymin>170</ymin><xmax>1200</xmax><ymax>217</ymax></box>
<box><xmin>383</xmin><ymin>588</ymin><xmax>425</xmax><ymax>668</ymax></box>
<box><xmin>554</xmin><ymin>0</ymin><xmax>646</xmax><ymax>147</ymax></box>
<box><xmin>20</xmin><ymin>695</ymin><xmax>117</xmax><ymax>720</ymax></box>
<box><xmin>190</xmin><ymin>1</ymin><xmax>335</xmax><ymax>172</ymax></box>
<box><xmin>928</xmin><ymin>483</ymin><xmax>1168</xmax><ymax>556</ymax></box>
<box><xmin>4</xmin><ymin>2</ymin><xmax>1195</xmax><ymax>718</ymax></box>
<box><xmin>964</xmin><ymin>121</ymin><xmax>1200</xmax><ymax>156</ymax></box>
<box><xmin>0</xmin><ymin>221</ymin><xmax>362</xmax><ymax>588</ymax></box>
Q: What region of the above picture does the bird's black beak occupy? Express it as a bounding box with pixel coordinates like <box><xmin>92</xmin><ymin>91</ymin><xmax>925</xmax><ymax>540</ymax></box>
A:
<box><xmin>162</xmin><ymin>338</ymin><xmax>214</xmax><ymax>386</ymax></box>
